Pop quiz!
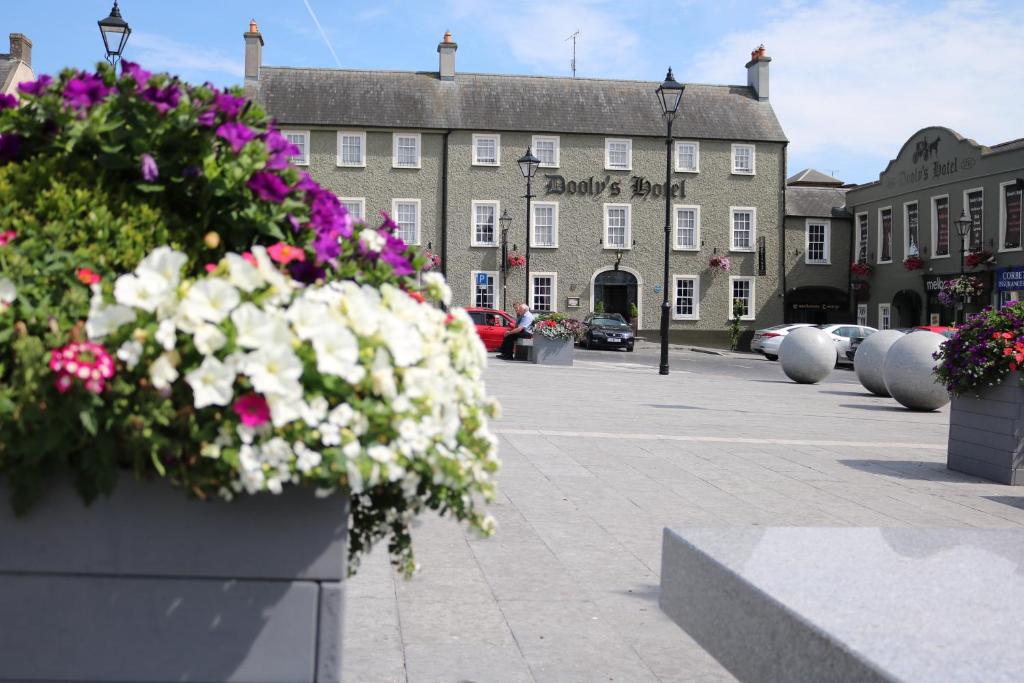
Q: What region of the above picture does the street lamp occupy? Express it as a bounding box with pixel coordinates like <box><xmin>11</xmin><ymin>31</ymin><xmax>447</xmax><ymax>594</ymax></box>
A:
<box><xmin>654</xmin><ymin>67</ymin><xmax>684</xmax><ymax>376</ymax></box>
<box><xmin>517</xmin><ymin>147</ymin><xmax>541</xmax><ymax>306</ymax></box>
<box><xmin>954</xmin><ymin>208</ymin><xmax>974</xmax><ymax>324</ymax></box>
<box><xmin>98</xmin><ymin>1</ymin><xmax>131</xmax><ymax>66</ymax></box>
<box><xmin>499</xmin><ymin>209</ymin><xmax>512</xmax><ymax>311</ymax></box>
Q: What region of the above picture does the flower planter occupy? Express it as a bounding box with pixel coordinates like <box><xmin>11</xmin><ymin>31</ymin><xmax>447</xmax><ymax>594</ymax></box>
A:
<box><xmin>0</xmin><ymin>476</ymin><xmax>348</xmax><ymax>683</ymax></box>
<box><xmin>947</xmin><ymin>381</ymin><xmax>1024</xmax><ymax>485</ymax></box>
<box><xmin>531</xmin><ymin>335</ymin><xmax>574</xmax><ymax>366</ymax></box>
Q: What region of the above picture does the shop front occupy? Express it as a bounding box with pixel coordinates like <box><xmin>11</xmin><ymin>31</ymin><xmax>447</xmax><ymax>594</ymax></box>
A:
<box><xmin>923</xmin><ymin>272</ymin><xmax>993</xmax><ymax>325</ymax></box>
<box><xmin>996</xmin><ymin>266</ymin><xmax>1024</xmax><ymax>309</ymax></box>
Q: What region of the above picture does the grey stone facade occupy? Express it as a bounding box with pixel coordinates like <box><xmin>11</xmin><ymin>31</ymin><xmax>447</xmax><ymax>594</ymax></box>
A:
<box><xmin>246</xmin><ymin>26</ymin><xmax>789</xmax><ymax>346</ymax></box>
<box><xmin>846</xmin><ymin>126</ymin><xmax>1024</xmax><ymax>329</ymax></box>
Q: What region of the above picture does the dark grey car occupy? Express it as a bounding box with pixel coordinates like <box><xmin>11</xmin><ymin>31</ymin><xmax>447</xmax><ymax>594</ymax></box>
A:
<box><xmin>581</xmin><ymin>313</ymin><xmax>635</xmax><ymax>351</ymax></box>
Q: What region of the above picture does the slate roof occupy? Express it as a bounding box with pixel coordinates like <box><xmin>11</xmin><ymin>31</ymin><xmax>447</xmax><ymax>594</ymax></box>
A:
<box><xmin>255</xmin><ymin>67</ymin><xmax>788</xmax><ymax>142</ymax></box>
<box><xmin>0</xmin><ymin>56</ymin><xmax>16</xmax><ymax>93</ymax></box>
<box><xmin>786</xmin><ymin>186</ymin><xmax>849</xmax><ymax>218</ymax></box>
<box><xmin>786</xmin><ymin>168</ymin><xmax>843</xmax><ymax>187</ymax></box>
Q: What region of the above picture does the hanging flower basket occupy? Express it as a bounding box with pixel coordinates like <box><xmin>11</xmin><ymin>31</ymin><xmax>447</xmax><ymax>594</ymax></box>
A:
<box><xmin>966</xmin><ymin>248</ymin><xmax>996</xmax><ymax>269</ymax></box>
<box><xmin>903</xmin><ymin>255</ymin><xmax>925</xmax><ymax>271</ymax></box>
<box><xmin>937</xmin><ymin>274</ymin><xmax>985</xmax><ymax>306</ymax></box>
<box><xmin>507</xmin><ymin>252</ymin><xmax>526</xmax><ymax>269</ymax></box>
<box><xmin>421</xmin><ymin>248</ymin><xmax>442</xmax><ymax>271</ymax></box>
<box><xmin>850</xmin><ymin>261</ymin><xmax>872</xmax><ymax>277</ymax></box>
<box><xmin>709</xmin><ymin>255</ymin><xmax>731</xmax><ymax>273</ymax></box>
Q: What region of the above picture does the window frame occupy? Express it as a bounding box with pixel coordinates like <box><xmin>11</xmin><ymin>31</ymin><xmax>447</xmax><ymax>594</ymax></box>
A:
<box><xmin>392</xmin><ymin>132</ymin><xmax>422</xmax><ymax>169</ymax></box>
<box><xmin>728</xmin><ymin>276</ymin><xmax>756</xmax><ymax>321</ymax></box>
<box><xmin>338</xmin><ymin>197</ymin><xmax>366</xmax><ymax>222</ymax></box>
<box><xmin>281</xmin><ymin>129</ymin><xmax>310</xmax><ymax>166</ymax></box>
<box><xmin>336</xmin><ymin>130</ymin><xmax>366</xmax><ymax>168</ymax></box>
<box><xmin>470</xmin><ymin>270</ymin><xmax>498</xmax><ymax>309</ymax></box>
<box><xmin>532</xmin><ymin>135</ymin><xmax>560</xmax><ymax>168</ymax></box>
<box><xmin>604</xmin><ymin>138</ymin><xmax>632</xmax><ymax>171</ymax></box>
<box><xmin>603</xmin><ymin>203</ymin><xmax>632</xmax><ymax>251</ymax></box>
<box><xmin>391</xmin><ymin>198</ymin><xmax>421</xmax><ymax>245</ymax></box>
<box><xmin>529</xmin><ymin>272</ymin><xmax>558</xmax><ymax>313</ymax></box>
<box><xmin>931</xmin><ymin>194</ymin><xmax>951</xmax><ymax>260</ymax></box>
<box><xmin>804</xmin><ymin>218</ymin><xmax>831</xmax><ymax>265</ymax></box>
<box><xmin>731</xmin><ymin>143</ymin><xmax>756</xmax><ymax>175</ymax></box>
<box><xmin>963</xmin><ymin>187</ymin><xmax>984</xmax><ymax>251</ymax></box>
<box><xmin>879</xmin><ymin>303</ymin><xmax>892</xmax><ymax>330</ymax></box>
<box><xmin>471</xmin><ymin>133</ymin><xmax>501</xmax><ymax>167</ymax></box>
<box><xmin>674</xmin><ymin>140</ymin><xmax>700</xmax><ymax>173</ymax></box>
<box><xmin>672</xmin><ymin>274</ymin><xmax>700</xmax><ymax>320</ymax></box>
<box><xmin>470</xmin><ymin>200</ymin><xmax>500</xmax><ymax>247</ymax></box>
<box><xmin>856</xmin><ymin>303</ymin><xmax>868</xmax><ymax>327</ymax></box>
<box><xmin>903</xmin><ymin>201</ymin><xmax>920</xmax><ymax>259</ymax></box>
<box><xmin>530</xmin><ymin>201</ymin><xmax>559</xmax><ymax>249</ymax></box>
<box><xmin>999</xmin><ymin>180</ymin><xmax>1023</xmax><ymax>253</ymax></box>
<box><xmin>673</xmin><ymin>204</ymin><xmax>701</xmax><ymax>251</ymax></box>
<box><xmin>877</xmin><ymin>206</ymin><xmax>893</xmax><ymax>264</ymax></box>
<box><xmin>729</xmin><ymin>206</ymin><xmax>757</xmax><ymax>252</ymax></box>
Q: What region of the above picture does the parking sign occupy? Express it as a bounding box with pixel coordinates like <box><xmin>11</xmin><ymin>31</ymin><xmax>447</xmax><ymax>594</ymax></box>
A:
<box><xmin>476</xmin><ymin>272</ymin><xmax>489</xmax><ymax>286</ymax></box>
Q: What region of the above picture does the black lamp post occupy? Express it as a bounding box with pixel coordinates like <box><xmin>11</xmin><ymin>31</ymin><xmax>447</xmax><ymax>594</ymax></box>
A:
<box><xmin>499</xmin><ymin>209</ymin><xmax>512</xmax><ymax>311</ymax></box>
<box><xmin>654</xmin><ymin>68</ymin><xmax>684</xmax><ymax>375</ymax></box>
<box><xmin>517</xmin><ymin>148</ymin><xmax>541</xmax><ymax>307</ymax></box>
<box><xmin>98</xmin><ymin>1</ymin><xmax>131</xmax><ymax>66</ymax></box>
<box><xmin>955</xmin><ymin>208</ymin><xmax>973</xmax><ymax>324</ymax></box>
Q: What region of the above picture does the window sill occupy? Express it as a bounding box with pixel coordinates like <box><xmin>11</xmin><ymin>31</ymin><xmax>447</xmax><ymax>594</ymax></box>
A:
<box><xmin>605</xmin><ymin>166</ymin><xmax>631</xmax><ymax>172</ymax></box>
<box><xmin>805</xmin><ymin>261</ymin><xmax>832</xmax><ymax>266</ymax></box>
<box><xmin>673</xmin><ymin>246</ymin><xmax>700</xmax><ymax>251</ymax></box>
<box><xmin>674</xmin><ymin>168</ymin><xmax>699</xmax><ymax>174</ymax></box>
<box><xmin>337</xmin><ymin>161</ymin><xmax>366</xmax><ymax>168</ymax></box>
<box><xmin>603</xmin><ymin>246</ymin><xmax>631</xmax><ymax>251</ymax></box>
<box><xmin>672</xmin><ymin>316</ymin><xmax>699</xmax><ymax>321</ymax></box>
<box><xmin>470</xmin><ymin>243</ymin><xmax>498</xmax><ymax>248</ymax></box>
<box><xmin>392</xmin><ymin>164</ymin><xmax>422</xmax><ymax>170</ymax></box>
<box><xmin>530</xmin><ymin>244</ymin><xmax>559</xmax><ymax>249</ymax></box>
<box><xmin>999</xmin><ymin>246</ymin><xmax>1024</xmax><ymax>253</ymax></box>
<box><xmin>731</xmin><ymin>170</ymin><xmax>755</xmax><ymax>176</ymax></box>
<box><xmin>538</xmin><ymin>164</ymin><xmax>560</xmax><ymax>170</ymax></box>
<box><xmin>930</xmin><ymin>254</ymin><xmax>952</xmax><ymax>259</ymax></box>
<box><xmin>472</xmin><ymin>162</ymin><xmax>500</xmax><ymax>167</ymax></box>
<box><xmin>730</xmin><ymin>247</ymin><xmax>755</xmax><ymax>253</ymax></box>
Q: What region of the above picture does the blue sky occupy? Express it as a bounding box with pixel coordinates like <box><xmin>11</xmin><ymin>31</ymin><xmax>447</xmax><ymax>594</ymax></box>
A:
<box><xmin>5</xmin><ymin>1</ymin><xmax>1023</xmax><ymax>185</ymax></box>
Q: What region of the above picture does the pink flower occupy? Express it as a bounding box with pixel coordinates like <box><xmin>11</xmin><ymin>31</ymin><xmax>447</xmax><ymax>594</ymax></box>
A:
<box><xmin>233</xmin><ymin>393</ymin><xmax>270</xmax><ymax>427</ymax></box>
<box><xmin>0</xmin><ymin>230</ymin><xmax>15</xmax><ymax>246</ymax></box>
<box><xmin>242</xmin><ymin>252</ymin><xmax>258</xmax><ymax>267</ymax></box>
<box><xmin>267</xmin><ymin>242</ymin><xmax>306</xmax><ymax>264</ymax></box>
<box><xmin>204</xmin><ymin>263</ymin><xmax>218</xmax><ymax>273</ymax></box>
<box><xmin>76</xmin><ymin>267</ymin><xmax>101</xmax><ymax>285</ymax></box>
<box><xmin>49</xmin><ymin>341</ymin><xmax>115</xmax><ymax>394</ymax></box>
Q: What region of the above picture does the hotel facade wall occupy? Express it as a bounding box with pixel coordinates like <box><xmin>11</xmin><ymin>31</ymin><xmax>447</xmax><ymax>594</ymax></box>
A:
<box><xmin>846</xmin><ymin>127</ymin><xmax>1024</xmax><ymax>329</ymax></box>
<box><xmin>783</xmin><ymin>215</ymin><xmax>852</xmax><ymax>291</ymax></box>
<box><xmin>300</xmin><ymin>127</ymin><xmax>785</xmax><ymax>343</ymax></box>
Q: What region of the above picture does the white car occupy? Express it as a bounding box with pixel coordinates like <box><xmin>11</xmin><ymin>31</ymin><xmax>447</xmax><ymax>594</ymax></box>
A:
<box><xmin>815</xmin><ymin>324</ymin><xmax>878</xmax><ymax>366</ymax></box>
<box><xmin>750</xmin><ymin>324</ymin><xmax>816</xmax><ymax>361</ymax></box>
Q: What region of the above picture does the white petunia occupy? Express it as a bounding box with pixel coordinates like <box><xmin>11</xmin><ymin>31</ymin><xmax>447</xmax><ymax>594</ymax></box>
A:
<box><xmin>116</xmin><ymin>339</ymin><xmax>143</xmax><ymax>370</ymax></box>
<box><xmin>155</xmin><ymin>319</ymin><xmax>177</xmax><ymax>351</ymax></box>
<box><xmin>184</xmin><ymin>355</ymin><xmax>235</xmax><ymax>409</ymax></box>
<box><xmin>149</xmin><ymin>352</ymin><xmax>179</xmax><ymax>391</ymax></box>
<box><xmin>422</xmin><ymin>272</ymin><xmax>451</xmax><ymax>306</ymax></box>
<box><xmin>319</xmin><ymin>423</ymin><xmax>342</xmax><ymax>446</ymax></box>
<box><xmin>242</xmin><ymin>345</ymin><xmax>303</xmax><ymax>397</ymax></box>
<box><xmin>312</xmin><ymin>325</ymin><xmax>364</xmax><ymax>383</ymax></box>
<box><xmin>327</xmin><ymin>402</ymin><xmax>354</xmax><ymax>427</ymax></box>
<box><xmin>225</xmin><ymin>253</ymin><xmax>264</xmax><ymax>292</ymax></box>
<box><xmin>137</xmin><ymin>246</ymin><xmax>188</xmax><ymax>285</ymax></box>
<box><xmin>379</xmin><ymin>311</ymin><xmax>423</xmax><ymax>367</ymax></box>
<box><xmin>85</xmin><ymin>302</ymin><xmax>136</xmax><ymax>339</ymax></box>
<box><xmin>0</xmin><ymin>278</ymin><xmax>16</xmax><ymax>304</ymax></box>
<box><xmin>251</xmin><ymin>246</ymin><xmax>293</xmax><ymax>304</ymax></box>
<box><xmin>181</xmin><ymin>278</ymin><xmax>239</xmax><ymax>324</ymax></box>
<box><xmin>301</xmin><ymin>396</ymin><xmax>329</xmax><ymax>427</ymax></box>
<box><xmin>367</xmin><ymin>444</ymin><xmax>395</xmax><ymax>464</ymax></box>
<box><xmin>359</xmin><ymin>228</ymin><xmax>386</xmax><ymax>253</ymax></box>
<box><xmin>114</xmin><ymin>270</ymin><xmax>174</xmax><ymax>313</ymax></box>
<box><xmin>294</xmin><ymin>442</ymin><xmax>323</xmax><ymax>473</ymax></box>
<box><xmin>231</xmin><ymin>303</ymin><xmax>292</xmax><ymax>349</ymax></box>
<box><xmin>286</xmin><ymin>297</ymin><xmax>331</xmax><ymax>340</ymax></box>
<box><xmin>193</xmin><ymin>323</ymin><xmax>227</xmax><ymax>355</ymax></box>
<box><xmin>266</xmin><ymin>392</ymin><xmax>302</xmax><ymax>428</ymax></box>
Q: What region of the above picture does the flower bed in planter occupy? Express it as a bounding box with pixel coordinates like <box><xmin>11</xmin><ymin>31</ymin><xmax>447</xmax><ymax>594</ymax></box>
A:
<box><xmin>935</xmin><ymin>302</ymin><xmax>1024</xmax><ymax>484</ymax></box>
<box><xmin>0</xmin><ymin>63</ymin><xmax>499</xmax><ymax>680</ymax></box>
<box><xmin>531</xmin><ymin>314</ymin><xmax>583</xmax><ymax>366</ymax></box>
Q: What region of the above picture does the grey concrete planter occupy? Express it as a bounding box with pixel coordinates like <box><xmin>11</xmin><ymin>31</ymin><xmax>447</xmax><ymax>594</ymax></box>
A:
<box><xmin>531</xmin><ymin>335</ymin><xmax>574</xmax><ymax>366</ymax></box>
<box><xmin>0</xmin><ymin>476</ymin><xmax>348</xmax><ymax>682</ymax></box>
<box><xmin>948</xmin><ymin>379</ymin><xmax>1024</xmax><ymax>485</ymax></box>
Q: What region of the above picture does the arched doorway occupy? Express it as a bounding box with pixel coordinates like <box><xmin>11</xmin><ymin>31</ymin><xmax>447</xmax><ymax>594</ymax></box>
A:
<box><xmin>892</xmin><ymin>289</ymin><xmax>923</xmax><ymax>327</ymax></box>
<box><xmin>593</xmin><ymin>269</ymin><xmax>638</xmax><ymax>320</ymax></box>
<box><xmin>785</xmin><ymin>286</ymin><xmax>849</xmax><ymax>324</ymax></box>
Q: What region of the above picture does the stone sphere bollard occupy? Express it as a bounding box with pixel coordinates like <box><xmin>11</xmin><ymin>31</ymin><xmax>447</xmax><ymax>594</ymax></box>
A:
<box><xmin>854</xmin><ymin>330</ymin><xmax>906</xmax><ymax>397</ymax></box>
<box><xmin>780</xmin><ymin>327</ymin><xmax>836</xmax><ymax>384</ymax></box>
<box><xmin>882</xmin><ymin>331</ymin><xmax>950</xmax><ymax>411</ymax></box>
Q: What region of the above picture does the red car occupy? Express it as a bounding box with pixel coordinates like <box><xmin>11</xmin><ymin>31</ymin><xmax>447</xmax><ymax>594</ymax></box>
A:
<box><xmin>465</xmin><ymin>307</ymin><xmax>516</xmax><ymax>351</ymax></box>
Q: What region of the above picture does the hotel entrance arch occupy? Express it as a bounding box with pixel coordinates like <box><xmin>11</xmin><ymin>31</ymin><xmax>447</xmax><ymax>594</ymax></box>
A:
<box><xmin>591</xmin><ymin>267</ymin><xmax>641</xmax><ymax>323</ymax></box>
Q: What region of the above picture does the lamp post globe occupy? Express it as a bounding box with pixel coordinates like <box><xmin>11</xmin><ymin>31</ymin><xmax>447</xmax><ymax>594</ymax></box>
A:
<box><xmin>98</xmin><ymin>1</ymin><xmax>131</xmax><ymax>66</ymax></box>
<box><xmin>655</xmin><ymin>68</ymin><xmax>684</xmax><ymax>375</ymax></box>
<box><xmin>955</xmin><ymin>208</ymin><xmax>973</xmax><ymax>276</ymax></box>
<box><xmin>517</xmin><ymin>148</ymin><xmax>541</xmax><ymax>307</ymax></box>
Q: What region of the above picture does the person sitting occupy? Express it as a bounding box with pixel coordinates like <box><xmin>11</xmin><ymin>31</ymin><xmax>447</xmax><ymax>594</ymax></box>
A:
<box><xmin>498</xmin><ymin>302</ymin><xmax>534</xmax><ymax>360</ymax></box>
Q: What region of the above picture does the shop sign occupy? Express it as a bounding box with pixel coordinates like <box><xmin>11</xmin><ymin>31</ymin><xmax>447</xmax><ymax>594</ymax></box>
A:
<box><xmin>997</xmin><ymin>266</ymin><xmax>1024</xmax><ymax>292</ymax></box>
<box><xmin>885</xmin><ymin>133</ymin><xmax>977</xmax><ymax>189</ymax></box>
<box><xmin>790</xmin><ymin>303</ymin><xmax>842</xmax><ymax>311</ymax></box>
<box><xmin>544</xmin><ymin>174</ymin><xmax>685</xmax><ymax>200</ymax></box>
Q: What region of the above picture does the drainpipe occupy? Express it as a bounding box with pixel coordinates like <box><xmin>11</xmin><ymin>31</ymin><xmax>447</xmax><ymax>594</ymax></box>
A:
<box><xmin>440</xmin><ymin>129</ymin><xmax>451</xmax><ymax>280</ymax></box>
<box><xmin>779</xmin><ymin>142</ymin><xmax>788</xmax><ymax>322</ymax></box>
<box><xmin>847</xmin><ymin>204</ymin><xmax>856</xmax><ymax>321</ymax></box>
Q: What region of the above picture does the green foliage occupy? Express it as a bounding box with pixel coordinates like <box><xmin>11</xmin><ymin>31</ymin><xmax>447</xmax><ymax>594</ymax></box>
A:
<box><xmin>593</xmin><ymin>301</ymin><xmax>605</xmax><ymax>314</ymax></box>
<box><xmin>728</xmin><ymin>298</ymin><xmax>746</xmax><ymax>350</ymax></box>
<box><xmin>628</xmin><ymin>302</ymin><xmax>638</xmax><ymax>319</ymax></box>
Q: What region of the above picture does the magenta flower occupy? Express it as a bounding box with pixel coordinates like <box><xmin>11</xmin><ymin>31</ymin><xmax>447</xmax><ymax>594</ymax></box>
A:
<box><xmin>214</xmin><ymin>93</ymin><xmax>246</xmax><ymax>119</ymax></box>
<box><xmin>295</xmin><ymin>171</ymin><xmax>318</xmax><ymax>192</ymax></box>
<box><xmin>49</xmin><ymin>341</ymin><xmax>115</xmax><ymax>395</ymax></box>
<box><xmin>17</xmin><ymin>75</ymin><xmax>52</xmax><ymax>96</ymax></box>
<box><xmin>63</xmin><ymin>73</ymin><xmax>112</xmax><ymax>111</ymax></box>
<box><xmin>141</xmin><ymin>83</ymin><xmax>180</xmax><ymax>115</ymax></box>
<box><xmin>246</xmin><ymin>171</ymin><xmax>291</xmax><ymax>203</ymax></box>
<box><xmin>216</xmin><ymin>122</ymin><xmax>256</xmax><ymax>153</ymax></box>
<box><xmin>0</xmin><ymin>94</ymin><xmax>17</xmax><ymax>110</ymax></box>
<box><xmin>264</xmin><ymin>129</ymin><xmax>300</xmax><ymax>170</ymax></box>
<box><xmin>120</xmin><ymin>61</ymin><xmax>151</xmax><ymax>87</ymax></box>
<box><xmin>140</xmin><ymin>153</ymin><xmax>159</xmax><ymax>182</ymax></box>
<box><xmin>196</xmin><ymin>109</ymin><xmax>217</xmax><ymax>128</ymax></box>
<box><xmin>0</xmin><ymin>134</ymin><xmax>22</xmax><ymax>164</ymax></box>
<box><xmin>233</xmin><ymin>393</ymin><xmax>270</xmax><ymax>427</ymax></box>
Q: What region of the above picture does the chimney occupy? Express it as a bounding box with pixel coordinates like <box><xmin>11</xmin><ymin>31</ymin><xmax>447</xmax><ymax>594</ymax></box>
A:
<box><xmin>244</xmin><ymin>19</ymin><xmax>263</xmax><ymax>82</ymax></box>
<box><xmin>9</xmin><ymin>33</ymin><xmax>31</xmax><ymax>68</ymax></box>
<box><xmin>437</xmin><ymin>31</ymin><xmax>457</xmax><ymax>81</ymax></box>
<box><xmin>745</xmin><ymin>44</ymin><xmax>770</xmax><ymax>101</ymax></box>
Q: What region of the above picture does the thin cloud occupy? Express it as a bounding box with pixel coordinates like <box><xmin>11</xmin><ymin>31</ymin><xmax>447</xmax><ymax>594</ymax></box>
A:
<box><xmin>130</xmin><ymin>33</ymin><xmax>243</xmax><ymax>81</ymax></box>
<box><xmin>692</xmin><ymin>0</ymin><xmax>1024</xmax><ymax>183</ymax></box>
<box><xmin>302</xmin><ymin>0</ymin><xmax>343</xmax><ymax>68</ymax></box>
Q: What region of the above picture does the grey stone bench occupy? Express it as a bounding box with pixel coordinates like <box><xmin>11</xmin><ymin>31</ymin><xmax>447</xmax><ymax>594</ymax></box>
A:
<box><xmin>660</xmin><ymin>527</ymin><xmax>1024</xmax><ymax>683</ymax></box>
<box><xmin>513</xmin><ymin>337</ymin><xmax>534</xmax><ymax>361</ymax></box>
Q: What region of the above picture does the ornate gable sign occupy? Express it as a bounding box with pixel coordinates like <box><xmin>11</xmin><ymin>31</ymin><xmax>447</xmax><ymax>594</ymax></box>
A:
<box><xmin>882</xmin><ymin>128</ymin><xmax>981</xmax><ymax>190</ymax></box>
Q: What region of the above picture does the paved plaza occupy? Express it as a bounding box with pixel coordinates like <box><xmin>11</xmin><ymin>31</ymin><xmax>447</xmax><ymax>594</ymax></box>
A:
<box><xmin>342</xmin><ymin>345</ymin><xmax>1024</xmax><ymax>682</ymax></box>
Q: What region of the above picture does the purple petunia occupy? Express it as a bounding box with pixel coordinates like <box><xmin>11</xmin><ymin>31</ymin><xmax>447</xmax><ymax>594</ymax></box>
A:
<box><xmin>214</xmin><ymin>93</ymin><xmax>246</xmax><ymax>119</ymax></box>
<box><xmin>263</xmin><ymin>129</ymin><xmax>300</xmax><ymax>170</ymax></box>
<box><xmin>0</xmin><ymin>94</ymin><xmax>17</xmax><ymax>110</ymax></box>
<box><xmin>121</xmin><ymin>61</ymin><xmax>152</xmax><ymax>88</ymax></box>
<box><xmin>0</xmin><ymin>134</ymin><xmax>22</xmax><ymax>164</ymax></box>
<box><xmin>18</xmin><ymin>75</ymin><xmax>52</xmax><ymax>96</ymax></box>
<box><xmin>295</xmin><ymin>171</ymin><xmax>319</xmax><ymax>192</ymax></box>
<box><xmin>288</xmin><ymin>259</ymin><xmax>326</xmax><ymax>284</ymax></box>
<box><xmin>141</xmin><ymin>83</ymin><xmax>180</xmax><ymax>115</ymax></box>
<box><xmin>140</xmin><ymin>153</ymin><xmax>159</xmax><ymax>182</ymax></box>
<box><xmin>63</xmin><ymin>73</ymin><xmax>112</xmax><ymax>111</ymax></box>
<box><xmin>246</xmin><ymin>171</ymin><xmax>291</xmax><ymax>203</ymax></box>
<box><xmin>216</xmin><ymin>122</ymin><xmax>256</xmax><ymax>154</ymax></box>
<box><xmin>196</xmin><ymin>109</ymin><xmax>217</xmax><ymax>128</ymax></box>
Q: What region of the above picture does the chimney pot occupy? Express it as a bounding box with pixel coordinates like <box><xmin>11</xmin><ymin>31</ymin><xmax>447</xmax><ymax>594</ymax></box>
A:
<box><xmin>249</xmin><ymin>18</ymin><xmax>258</xmax><ymax>33</ymax></box>
<box><xmin>745</xmin><ymin>44</ymin><xmax>770</xmax><ymax>101</ymax></box>
<box><xmin>9</xmin><ymin>33</ymin><xmax>31</xmax><ymax>69</ymax></box>
<box><xmin>437</xmin><ymin>32</ymin><xmax>457</xmax><ymax>81</ymax></box>
<box><xmin>443</xmin><ymin>31</ymin><xmax>452</xmax><ymax>44</ymax></box>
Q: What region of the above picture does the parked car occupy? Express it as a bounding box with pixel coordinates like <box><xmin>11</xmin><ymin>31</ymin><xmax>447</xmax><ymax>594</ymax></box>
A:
<box><xmin>581</xmin><ymin>313</ymin><xmax>634</xmax><ymax>351</ymax></box>
<box><xmin>750</xmin><ymin>323</ymin><xmax>816</xmax><ymax>361</ymax></box>
<box><xmin>847</xmin><ymin>325</ymin><xmax>957</xmax><ymax>362</ymax></box>
<box><xmin>816</xmin><ymin>324</ymin><xmax>878</xmax><ymax>366</ymax></box>
<box><xmin>465</xmin><ymin>307</ymin><xmax>516</xmax><ymax>352</ymax></box>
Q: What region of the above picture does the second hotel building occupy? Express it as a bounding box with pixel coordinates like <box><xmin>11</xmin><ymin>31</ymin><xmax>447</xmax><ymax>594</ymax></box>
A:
<box><xmin>244</xmin><ymin>25</ymin><xmax>788</xmax><ymax>345</ymax></box>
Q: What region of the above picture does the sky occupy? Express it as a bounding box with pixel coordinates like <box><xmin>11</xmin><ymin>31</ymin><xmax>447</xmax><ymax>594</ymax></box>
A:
<box><xmin>5</xmin><ymin>0</ymin><xmax>1023</xmax><ymax>185</ymax></box>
